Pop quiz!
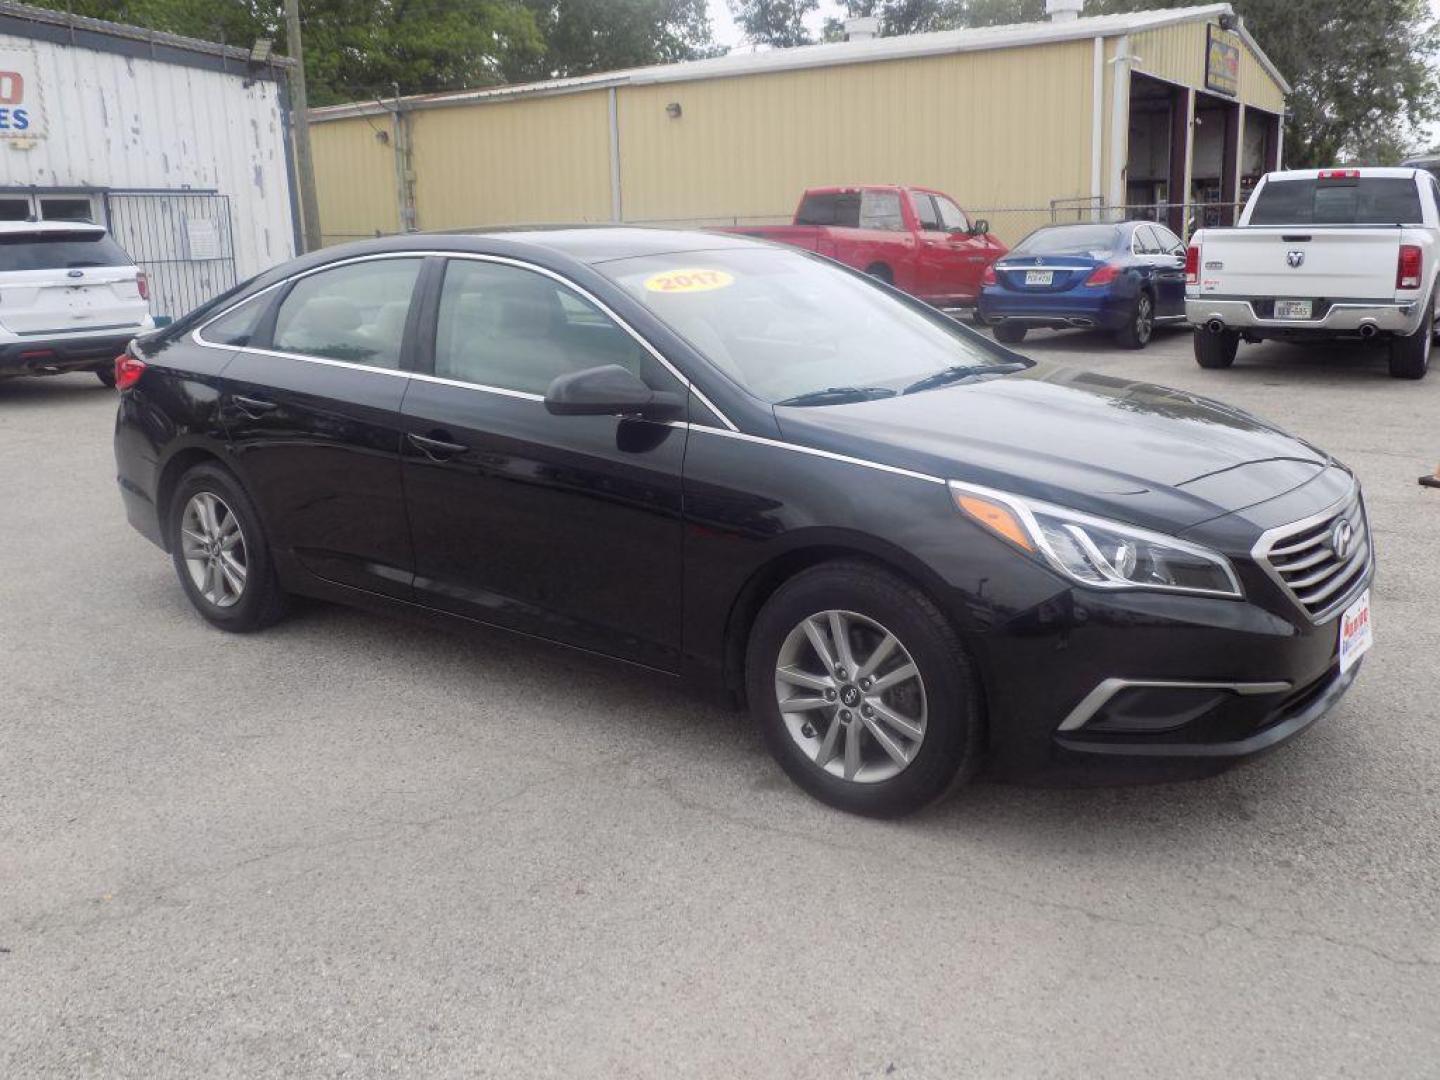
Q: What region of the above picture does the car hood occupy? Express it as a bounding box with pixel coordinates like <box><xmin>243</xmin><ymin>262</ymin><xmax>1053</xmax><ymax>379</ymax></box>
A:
<box><xmin>773</xmin><ymin>364</ymin><xmax>1332</xmax><ymax>531</ymax></box>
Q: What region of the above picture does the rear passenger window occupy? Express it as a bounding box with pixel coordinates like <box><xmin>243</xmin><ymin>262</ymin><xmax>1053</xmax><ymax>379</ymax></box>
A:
<box><xmin>434</xmin><ymin>259</ymin><xmax>663</xmax><ymax>397</ymax></box>
<box><xmin>272</xmin><ymin>258</ymin><xmax>421</xmax><ymax>369</ymax></box>
<box><xmin>859</xmin><ymin>191</ymin><xmax>904</xmax><ymax>231</ymax></box>
<box><xmin>202</xmin><ymin>293</ymin><xmax>272</xmax><ymax>347</ymax></box>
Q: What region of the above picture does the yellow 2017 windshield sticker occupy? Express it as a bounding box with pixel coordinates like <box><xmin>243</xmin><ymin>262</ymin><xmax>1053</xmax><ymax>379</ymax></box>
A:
<box><xmin>643</xmin><ymin>268</ymin><xmax>735</xmax><ymax>294</ymax></box>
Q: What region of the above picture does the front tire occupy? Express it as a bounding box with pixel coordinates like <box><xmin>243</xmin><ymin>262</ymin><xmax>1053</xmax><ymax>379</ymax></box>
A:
<box><xmin>1388</xmin><ymin>299</ymin><xmax>1433</xmax><ymax>379</ymax></box>
<box><xmin>745</xmin><ymin>562</ymin><xmax>983</xmax><ymax>818</ymax></box>
<box><xmin>993</xmin><ymin>322</ymin><xmax>1027</xmax><ymax>345</ymax></box>
<box><xmin>1194</xmin><ymin>327</ymin><xmax>1240</xmax><ymax>369</ymax></box>
<box><xmin>1115</xmin><ymin>291</ymin><xmax>1154</xmax><ymax>349</ymax></box>
<box><xmin>168</xmin><ymin>464</ymin><xmax>288</xmax><ymax>632</ymax></box>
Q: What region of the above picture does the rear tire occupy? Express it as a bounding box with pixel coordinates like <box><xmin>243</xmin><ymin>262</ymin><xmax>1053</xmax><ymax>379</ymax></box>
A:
<box><xmin>865</xmin><ymin>263</ymin><xmax>893</xmax><ymax>286</ymax></box>
<box><xmin>1388</xmin><ymin>299</ymin><xmax>1433</xmax><ymax>380</ymax></box>
<box><xmin>95</xmin><ymin>367</ymin><xmax>116</xmax><ymax>388</ymax></box>
<box><xmin>993</xmin><ymin>322</ymin><xmax>1027</xmax><ymax>345</ymax></box>
<box><xmin>1194</xmin><ymin>327</ymin><xmax>1240</xmax><ymax>369</ymax></box>
<box><xmin>745</xmin><ymin>561</ymin><xmax>983</xmax><ymax>818</ymax></box>
<box><xmin>168</xmin><ymin>464</ymin><xmax>288</xmax><ymax>633</ymax></box>
<box><xmin>1114</xmin><ymin>291</ymin><xmax>1154</xmax><ymax>349</ymax></box>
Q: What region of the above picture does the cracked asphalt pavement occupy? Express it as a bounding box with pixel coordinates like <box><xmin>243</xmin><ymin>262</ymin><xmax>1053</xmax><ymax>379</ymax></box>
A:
<box><xmin>2</xmin><ymin>329</ymin><xmax>1437</xmax><ymax>1078</ymax></box>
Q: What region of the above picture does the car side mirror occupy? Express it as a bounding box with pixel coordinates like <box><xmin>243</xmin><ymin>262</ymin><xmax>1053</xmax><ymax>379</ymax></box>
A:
<box><xmin>544</xmin><ymin>364</ymin><xmax>684</xmax><ymax>422</ymax></box>
<box><xmin>970</xmin><ymin>219</ymin><xmax>991</xmax><ymax>236</ymax></box>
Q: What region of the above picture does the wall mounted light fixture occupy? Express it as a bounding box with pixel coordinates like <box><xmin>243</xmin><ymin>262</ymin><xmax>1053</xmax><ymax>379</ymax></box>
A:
<box><xmin>665</xmin><ymin>102</ymin><xmax>682</xmax><ymax>119</ymax></box>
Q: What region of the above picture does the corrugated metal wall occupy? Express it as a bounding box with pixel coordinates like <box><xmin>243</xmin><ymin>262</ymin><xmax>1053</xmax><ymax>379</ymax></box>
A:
<box><xmin>618</xmin><ymin>40</ymin><xmax>1093</xmax><ymax>241</ymax></box>
<box><xmin>1131</xmin><ymin>22</ymin><xmax>1286</xmax><ymax>114</ymax></box>
<box><xmin>310</xmin><ymin>17</ymin><xmax>1287</xmax><ymax>248</ymax></box>
<box><xmin>0</xmin><ymin>33</ymin><xmax>295</xmax><ymax>278</ymax></box>
<box><xmin>310</xmin><ymin>115</ymin><xmax>400</xmax><ymax>246</ymax></box>
<box><xmin>411</xmin><ymin>91</ymin><xmax>613</xmax><ymax>229</ymax></box>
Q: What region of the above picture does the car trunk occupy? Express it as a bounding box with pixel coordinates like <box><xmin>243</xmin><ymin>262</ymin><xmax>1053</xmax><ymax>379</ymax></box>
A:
<box><xmin>995</xmin><ymin>256</ymin><xmax>1094</xmax><ymax>293</ymax></box>
<box><xmin>1196</xmin><ymin>228</ymin><xmax>1402</xmax><ymax>301</ymax></box>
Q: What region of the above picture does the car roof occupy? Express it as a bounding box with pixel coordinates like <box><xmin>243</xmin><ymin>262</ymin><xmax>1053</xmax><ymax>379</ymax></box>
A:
<box><xmin>440</xmin><ymin>226</ymin><xmax>770</xmax><ymax>264</ymax></box>
<box><xmin>0</xmin><ymin>219</ymin><xmax>105</xmax><ymax>235</ymax></box>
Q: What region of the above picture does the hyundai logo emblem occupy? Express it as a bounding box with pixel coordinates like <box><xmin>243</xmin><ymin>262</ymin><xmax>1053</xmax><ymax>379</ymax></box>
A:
<box><xmin>1286</xmin><ymin>250</ymin><xmax>1305</xmax><ymax>268</ymax></box>
<box><xmin>1330</xmin><ymin>519</ymin><xmax>1354</xmax><ymax>561</ymax></box>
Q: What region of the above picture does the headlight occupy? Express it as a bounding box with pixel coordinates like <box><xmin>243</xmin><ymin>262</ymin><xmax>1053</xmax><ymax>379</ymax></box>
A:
<box><xmin>949</xmin><ymin>480</ymin><xmax>1242</xmax><ymax>598</ymax></box>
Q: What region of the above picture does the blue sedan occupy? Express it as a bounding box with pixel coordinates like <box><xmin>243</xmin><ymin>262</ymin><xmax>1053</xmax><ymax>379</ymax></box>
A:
<box><xmin>978</xmin><ymin>221</ymin><xmax>1188</xmax><ymax>349</ymax></box>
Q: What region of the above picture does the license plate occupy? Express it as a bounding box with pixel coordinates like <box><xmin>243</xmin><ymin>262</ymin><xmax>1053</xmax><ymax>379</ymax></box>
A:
<box><xmin>1274</xmin><ymin>299</ymin><xmax>1313</xmax><ymax>319</ymax></box>
<box><xmin>1025</xmin><ymin>270</ymin><xmax>1053</xmax><ymax>286</ymax></box>
<box><xmin>1338</xmin><ymin>588</ymin><xmax>1373</xmax><ymax>674</ymax></box>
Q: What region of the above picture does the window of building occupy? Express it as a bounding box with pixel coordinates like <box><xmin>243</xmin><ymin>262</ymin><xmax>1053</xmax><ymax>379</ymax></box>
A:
<box><xmin>272</xmin><ymin>258</ymin><xmax>421</xmax><ymax>368</ymax></box>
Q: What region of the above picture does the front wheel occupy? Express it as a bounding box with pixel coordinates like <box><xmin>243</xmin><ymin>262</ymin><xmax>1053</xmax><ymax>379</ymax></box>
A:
<box><xmin>993</xmin><ymin>322</ymin><xmax>1026</xmax><ymax>345</ymax></box>
<box><xmin>1194</xmin><ymin>327</ymin><xmax>1240</xmax><ymax>369</ymax></box>
<box><xmin>745</xmin><ymin>562</ymin><xmax>983</xmax><ymax>817</ymax></box>
<box><xmin>168</xmin><ymin>463</ymin><xmax>288</xmax><ymax>632</ymax></box>
<box><xmin>1115</xmin><ymin>292</ymin><xmax>1154</xmax><ymax>349</ymax></box>
<box><xmin>1388</xmin><ymin>300</ymin><xmax>1433</xmax><ymax>379</ymax></box>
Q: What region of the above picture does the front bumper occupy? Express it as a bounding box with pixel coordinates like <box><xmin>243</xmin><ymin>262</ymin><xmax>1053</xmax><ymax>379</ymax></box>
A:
<box><xmin>0</xmin><ymin>331</ymin><xmax>143</xmax><ymax>377</ymax></box>
<box><xmin>1186</xmin><ymin>296</ymin><xmax>1422</xmax><ymax>338</ymax></box>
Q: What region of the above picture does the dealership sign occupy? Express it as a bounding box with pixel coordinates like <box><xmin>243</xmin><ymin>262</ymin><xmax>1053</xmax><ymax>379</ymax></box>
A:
<box><xmin>1205</xmin><ymin>24</ymin><xmax>1240</xmax><ymax>97</ymax></box>
<box><xmin>0</xmin><ymin>50</ymin><xmax>42</xmax><ymax>137</ymax></box>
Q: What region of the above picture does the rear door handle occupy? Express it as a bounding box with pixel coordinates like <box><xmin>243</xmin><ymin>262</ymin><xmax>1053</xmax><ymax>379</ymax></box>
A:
<box><xmin>232</xmin><ymin>394</ymin><xmax>277</xmax><ymax>418</ymax></box>
<box><xmin>407</xmin><ymin>431</ymin><xmax>468</xmax><ymax>460</ymax></box>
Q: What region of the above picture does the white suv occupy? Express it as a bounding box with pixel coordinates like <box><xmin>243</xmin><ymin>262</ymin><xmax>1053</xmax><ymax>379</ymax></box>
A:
<box><xmin>0</xmin><ymin>220</ymin><xmax>154</xmax><ymax>386</ymax></box>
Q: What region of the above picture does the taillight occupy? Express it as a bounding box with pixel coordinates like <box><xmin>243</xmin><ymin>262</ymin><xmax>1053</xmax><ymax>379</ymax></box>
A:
<box><xmin>136</xmin><ymin>270</ymin><xmax>149</xmax><ymax>301</ymax></box>
<box><xmin>1397</xmin><ymin>244</ymin><xmax>1422</xmax><ymax>290</ymax></box>
<box><xmin>114</xmin><ymin>350</ymin><xmax>146</xmax><ymax>390</ymax></box>
<box><xmin>1084</xmin><ymin>262</ymin><xmax>1121</xmax><ymax>287</ymax></box>
<box><xmin>1184</xmin><ymin>244</ymin><xmax>1200</xmax><ymax>285</ymax></box>
<box><xmin>981</xmin><ymin>263</ymin><xmax>996</xmax><ymax>286</ymax></box>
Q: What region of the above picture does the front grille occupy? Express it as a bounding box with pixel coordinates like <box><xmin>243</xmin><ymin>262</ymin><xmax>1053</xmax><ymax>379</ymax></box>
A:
<box><xmin>1254</xmin><ymin>492</ymin><xmax>1371</xmax><ymax>622</ymax></box>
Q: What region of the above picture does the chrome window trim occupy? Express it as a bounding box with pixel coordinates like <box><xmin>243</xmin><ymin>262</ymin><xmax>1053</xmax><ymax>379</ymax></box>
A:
<box><xmin>1057</xmin><ymin>677</ymin><xmax>1294</xmax><ymax>733</ymax></box>
<box><xmin>1251</xmin><ymin>484</ymin><xmax>1373</xmax><ymax>624</ymax></box>
<box><xmin>191</xmin><ymin>248</ymin><xmax>738</xmax><ymax>431</ymax></box>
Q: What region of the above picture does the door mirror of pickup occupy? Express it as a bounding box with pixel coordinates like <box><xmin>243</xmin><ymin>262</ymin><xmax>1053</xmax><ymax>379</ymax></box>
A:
<box><xmin>544</xmin><ymin>364</ymin><xmax>685</xmax><ymax>422</ymax></box>
<box><xmin>970</xmin><ymin>219</ymin><xmax>991</xmax><ymax>236</ymax></box>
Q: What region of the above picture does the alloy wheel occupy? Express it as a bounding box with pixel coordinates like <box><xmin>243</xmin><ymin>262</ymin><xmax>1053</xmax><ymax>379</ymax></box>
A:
<box><xmin>1135</xmin><ymin>294</ymin><xmax>1153</xmax><ymax>343</ymax></box>
<box><xmin>180</xmin><ymin>491</ymin><xmax>248</xmax><ymax>608</ymax></box>
<box><xmin>773</xmin><ymin>609</ymin><xmax>927</xmax><ymax>784</ymax></box>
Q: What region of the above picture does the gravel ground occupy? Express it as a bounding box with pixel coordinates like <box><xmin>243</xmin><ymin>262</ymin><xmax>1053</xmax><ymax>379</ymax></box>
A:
<box><xmin>1</xmin><ymin>328</ymin><xmax>1437</xmax><ymax>1078</ymax></box>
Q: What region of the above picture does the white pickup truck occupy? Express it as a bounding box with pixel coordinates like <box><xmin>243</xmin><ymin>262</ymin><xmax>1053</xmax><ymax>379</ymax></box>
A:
<box><xmin>1186</xmin><ymin>167</ymin><xmax>1439</xmax><ymax>380</ymax></box>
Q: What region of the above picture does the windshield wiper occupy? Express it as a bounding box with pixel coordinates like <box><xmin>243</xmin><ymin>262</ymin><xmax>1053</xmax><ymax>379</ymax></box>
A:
<box><xmin>775</xmin><ymin>386</ymin><xmax>898</xmax><ymax>407</ymax></box>
<box><xmin>903</xmin><ymin>362</ymin><xmax>1027</xmax><ymax>395</ymax></box>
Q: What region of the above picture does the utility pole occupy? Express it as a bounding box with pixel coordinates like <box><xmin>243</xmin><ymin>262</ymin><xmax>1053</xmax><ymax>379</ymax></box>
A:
<box><xmin>284</xmin><ymin>0</ymin><xmax>322</xmax><ymax>252</ymax></box>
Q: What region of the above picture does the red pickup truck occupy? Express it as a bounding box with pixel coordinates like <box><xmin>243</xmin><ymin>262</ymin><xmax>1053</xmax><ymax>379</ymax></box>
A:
<box><xmin>715</xmin><ymin>185</ymin><xmax>1007</xmax><ymax>307</ymax></box>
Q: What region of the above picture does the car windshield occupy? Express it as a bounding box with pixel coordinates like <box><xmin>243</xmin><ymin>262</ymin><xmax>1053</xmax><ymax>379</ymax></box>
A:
<box><xmin>0</xmin><ymin>230</ymin><xmax>133</xmax><ymax>270</ymax></box>
<box><xmin>1010</xmin><ymin>225</ymin><xmax>1122</xmax><ymax>257</ymax></box>
<box><xmin>597</xmin><ymin>247</ymin><xmax>1026</xmax><ymax>403</ymax></box>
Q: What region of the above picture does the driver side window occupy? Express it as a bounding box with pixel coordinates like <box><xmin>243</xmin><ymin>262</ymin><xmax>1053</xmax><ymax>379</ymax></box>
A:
<box><xmin>934</xmin><ymin>195</ymin><xmax>970</xmax><ymax>233</ymax></box>
<box><xmin>433</xmin><ymin>260</ymin><xmax>676</xmax><ymax>397</ymax></box>
<box><xmin>911</xmin><ymin>193</ymin><xmax>941</xmax><ymax>231</ymax></box>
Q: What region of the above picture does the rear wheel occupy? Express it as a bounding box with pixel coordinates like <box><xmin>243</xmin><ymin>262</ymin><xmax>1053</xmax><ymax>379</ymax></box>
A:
<box><xmin>1388</xmin><ymin>298</ymin><xmax>1433</xmax><ymax>379</ymax></box>
<box><xmin>95</xmin><ymin>366</ymin><xmax>116</xmax><ymax>388</ymax></box>
<box><xmin>1115</xmin><ymin>291</ymin><xmax>1154</xmax><ymax>349</ymax></box>
<box><xmin>865</xmin><ymin>263</ymin><xmax>893</xmax><ymax>286</ymax></box>
<box><xmin>993</xmin><ymin>322</ymin><xmax>1027</xmax><ymax>345</ymax></box>
<box><xmin>1194</xmin><ymin>327</ymin><xmax>1240</xmax><ymax>369</ymax></box>
<box><xmin>168</xmin><ymin>464</ymin><xmax>288</xmax><ymax>632</ymax></box>
<box><xmin>745</xmin><ymin>561</ymin><xmax>983</xmax><ymax>818</ymax></box>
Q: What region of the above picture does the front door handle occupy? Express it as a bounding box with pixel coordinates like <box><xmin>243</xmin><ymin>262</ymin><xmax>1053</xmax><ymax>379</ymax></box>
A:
<box><xmin>232</xmin><ymin>394</ymin><xmax>277</xmax><ymax>418</ymax></box>
<box><xmin>407</xmin><ymin>431</ymin><xmax>469</xmax><ymax>461</ymax></box>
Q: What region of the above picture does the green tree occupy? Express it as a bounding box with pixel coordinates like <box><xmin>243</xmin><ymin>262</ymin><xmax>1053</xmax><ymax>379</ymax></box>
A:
<box><xmin>66</xmin><ymin>0</ymin><xmax>543</xmax><ymax>105</ymax></box>
<box><xmin>504</xmin><ymin>0</ymin><xmax>721</xmax><ymax>82</ymax></box>
<box><xmin>728</xmin><ymin>0</ymin><xmax>819</xmax><ymax>47</ymax></box>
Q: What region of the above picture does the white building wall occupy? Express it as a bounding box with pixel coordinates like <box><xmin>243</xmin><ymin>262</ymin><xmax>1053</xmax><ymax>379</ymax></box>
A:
<box><xmin>0</xmin><ymin>33</ymin><xmax>294</xmax><ymax>280</ymax></box>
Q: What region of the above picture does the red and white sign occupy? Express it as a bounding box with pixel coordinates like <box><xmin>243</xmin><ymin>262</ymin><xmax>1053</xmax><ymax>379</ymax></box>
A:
<box><xmin>1338</xmin><ymin>589</ymin><xmax>1373</xmax><ymax>674</ymax></box>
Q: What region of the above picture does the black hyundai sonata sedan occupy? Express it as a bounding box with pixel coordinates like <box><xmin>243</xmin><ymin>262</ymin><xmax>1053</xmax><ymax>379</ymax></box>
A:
<box><xmin>113</xmin><ymin>228</ymin><xmax>1374</xmax><ymax>816</ymax></box>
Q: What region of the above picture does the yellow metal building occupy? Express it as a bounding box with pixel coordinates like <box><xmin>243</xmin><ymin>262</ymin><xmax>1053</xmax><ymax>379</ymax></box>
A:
<box><xmin>308</xmin><ymin>2</ymin><xmax>1288</xmax><ymax>248</ymax></box>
